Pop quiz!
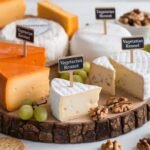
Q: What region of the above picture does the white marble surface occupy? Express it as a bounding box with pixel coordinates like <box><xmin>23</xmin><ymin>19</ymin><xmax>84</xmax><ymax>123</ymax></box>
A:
<box><xmin>1</xmin><ymin>0</ymin><xmax>150</xmax><ymax>150</ymax></box>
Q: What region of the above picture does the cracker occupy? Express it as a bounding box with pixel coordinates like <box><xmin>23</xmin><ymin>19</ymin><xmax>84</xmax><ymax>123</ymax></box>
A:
<box><xmin>0</xmin><ymin>137</ymin><xmax>24</xmax><ymax>150</ymax></box>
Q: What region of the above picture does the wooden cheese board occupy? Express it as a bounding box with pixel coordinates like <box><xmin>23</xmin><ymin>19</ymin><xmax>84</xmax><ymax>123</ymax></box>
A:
<box><xmin>0</xmin><ymin>82</ymin><xmax>149</xmax><ymax>144</ymax></box>
<box><xmin>0</xmin><ymin>15</ymin><xmax>150</xmax><ymax>144</ymax></box>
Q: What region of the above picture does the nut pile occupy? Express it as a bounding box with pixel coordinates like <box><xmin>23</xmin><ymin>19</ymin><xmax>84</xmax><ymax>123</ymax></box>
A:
<box><xmin>106</xmin><ymin>97</ymin><xmax>133</xmax><ymax>113</ymax></box>
<box><xmin>119</xmin><ymin>9</ymin><xmax>150</xmax><ymax>26</ymax></box>
<box><xmin>101</xmin><ymin>140</ymin><xmax>122</xmax><ymax>150</ymax></box>
<box><xmin>137</xmin><ymin>138</ymin><xmax>150</xmax><ymax>150</ymax></box>
<box><xmin>89</xmin><ymin>96</ymin><xmax>132</xmax><ymax>120</ymax></box>
<box><xmin>89</xmin><ymin>105</ymin><xmax>108</xmax><ymax>121</ymax></box>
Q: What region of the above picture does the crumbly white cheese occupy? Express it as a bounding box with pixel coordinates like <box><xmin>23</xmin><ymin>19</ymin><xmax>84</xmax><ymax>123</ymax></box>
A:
<box><xmin>0</xmin><ymin>18</ymin><xmax>69</xmax><ymax>66</ymax></box>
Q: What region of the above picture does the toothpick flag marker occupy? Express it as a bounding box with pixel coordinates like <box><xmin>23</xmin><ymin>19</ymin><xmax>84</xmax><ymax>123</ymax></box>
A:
<box><xmin>95</xmin><ymin>7</ymin><xmax>116</xmax><ymax>35</ymax></box>
<box><xmin>58</xmin><ymin>56</ymin><xmax>83</xmax><ymax>87</ymax></box>
<box><xmin>122</xmin><ymin>37</ymin><xmax>144</xmax><ymax>63</ymax></box>
<box><xmin>16</xmin><ymin>25</ymin><xmax>34</xmax><ymax>57</ymax></box>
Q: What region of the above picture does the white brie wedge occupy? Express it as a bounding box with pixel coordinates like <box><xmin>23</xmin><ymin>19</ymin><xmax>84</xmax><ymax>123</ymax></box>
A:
<box><xmin>110</xmin><ymin>50</ymin><xmax>150</xmax><ymax>100</ymax></box>
<box><xmin>50</xmin><ymin>78</ymin><xmax>102</xmax><ymax>122</ymax></box>
<box><xmin>89</xmin><ymin>56</ymin><xmax>116</xmax><ymax>95</ymax></box>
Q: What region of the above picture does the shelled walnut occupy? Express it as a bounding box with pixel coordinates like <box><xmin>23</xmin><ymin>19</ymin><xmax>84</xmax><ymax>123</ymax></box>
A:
<box><xmin>101</xmin><ymin>140</ymin><xmax>122</xmax><ymax>150</ymax></box>
<box><xmin>89</xmin><ymin>105</ymin><xmax>108</xmax><ymax>121</ymax></box>
<box><xmin>137</xmin><ymin>138</ymin><xmax>150</xmax><ymax>150</ymax></box>
<box><xmin>119</xmin><ymin>9</ymin><xmax>150</xmax><ymax>26</ymax></box>
<box><xmin>106</xmin><ymin>97</ymin><xmax>133</xmax><ymax>113</ymax></box>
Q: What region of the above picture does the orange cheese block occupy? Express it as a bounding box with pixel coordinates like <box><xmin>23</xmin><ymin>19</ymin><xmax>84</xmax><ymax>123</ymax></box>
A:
<box><xmin>0</xmin><ymin>62</ymin><xmax>50</xmax><ymax>111</ymax></box>
<box><xmin>38</xmin><ymin>1</ymin><xmax>78</xmax><ymax>38</ymax></box>
<box><xmin>0</xmin><ymin>0</ymin><xmax>26</xmax><ymax>28</ymax></box>
<box><xmin>0</xmin><ymin>42</ymin><xmax>45</xmax><ymax>66</ymax></box>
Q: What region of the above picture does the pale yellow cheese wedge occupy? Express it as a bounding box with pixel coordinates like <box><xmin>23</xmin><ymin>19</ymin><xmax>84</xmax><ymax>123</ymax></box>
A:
<box><xmin>0</xmin><ymin>0</ymin><xmax>26</xmax><ymax>28</ymax></box>
<box><xmin>38</xmin><ymin>0</ymin><xmax>78</xmax><ymax>38</ymax></box>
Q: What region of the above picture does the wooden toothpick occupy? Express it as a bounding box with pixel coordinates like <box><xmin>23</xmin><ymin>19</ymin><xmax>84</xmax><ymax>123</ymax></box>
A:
<box><xmin>23</xmin><ymin>40</ymin><xmax>27</xmax><ymax>57</ymax></box>
<box><xmin>103</xmin><ymin>20</ymin><xmax>107</xmax><ymax>35</ymax></box>
<box><xmin>70</xmin><ymin>71</ymin><xmax>73</xmax><ymax>87</ymax></box>
<box><xmin>130</xmin><ymin>49</ymin><xmax>134</xmax><ymax>63</ymax></box>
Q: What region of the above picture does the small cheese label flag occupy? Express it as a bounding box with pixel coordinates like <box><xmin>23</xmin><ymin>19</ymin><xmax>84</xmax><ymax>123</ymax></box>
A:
<box><xmin>16</xmin><ymin>25</ymin><xmax>34</xmax><ymax>57</ymax></box>
<box><xmin>95</xmin><ymin>7</ymin><xmax>116</xmax><ymax>34</ymax></box>
<box><xmin>122</xmin><ymin>37</ymin><xmax>144</xmax><ymax>63</ymax></box>
<box><xmin>58</xmin><ymin>56</ymin><xmax>83</xmax><ymax>87</ymax></box>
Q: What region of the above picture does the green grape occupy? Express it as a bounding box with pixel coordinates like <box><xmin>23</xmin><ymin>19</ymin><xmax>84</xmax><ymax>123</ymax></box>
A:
<box><xmin>73</xmin><ymin>75</ymin><xmax>83</xmax><ymax>83</ymax></box>
<box><xmin>22</xmin><ymin>99</ymin><xmax>33</xmax><ymax>106</ymax></box>
<box><xmin>34</xmin><ymin>106</ymin><xmax>48</xmax><ymax>122</ymax></box>
<box><xmin>18</xmin><ymin>105</ymin><xmax>33</xmax><ymax>120</ymax></box>
<box><xmin>75</xmin><ymin>70</ymin><xmax>87</xmax><ymax>82</ymax></box>
<box><xmin>73</xmin><ymin>70</ymin><xmax>80</xmax><ymax>75</ymax></box>
<box><xmin>60</xmin><ymin>72</ymin><xmax>70</xmax><ymax>80</ymax></box>
<box><xmin>83</xmin><ymin>62</ymin><xmax>91</xmax><ymax>73</ymax></box>
<box><xmin>144</xmin><ymin>44</ymin><xmax>150</xmax><ymax>52</ymax></box>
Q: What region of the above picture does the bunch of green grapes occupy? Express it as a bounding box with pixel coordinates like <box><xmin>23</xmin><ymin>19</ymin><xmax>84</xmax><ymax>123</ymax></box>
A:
<box><xmin>60</xmin><ymin>61</ymin><xmax>91</xmax><ymax>83</ymax></box>
<box><xmin>144</xmin><ymin>44</ymin><xmax>150</xmax><ymax>52</ymax></box>
<box><xmin>18</xmin><ymin>99</ymin><xmax>48</xmax><ymax>122</ymax></box>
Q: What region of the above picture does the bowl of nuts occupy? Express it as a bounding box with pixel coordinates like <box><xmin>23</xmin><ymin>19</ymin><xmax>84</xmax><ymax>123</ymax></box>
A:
<box><xmin>116</xmin><ymin>9</ymin><xmax>150</xmax><ymax>43</ymax></box>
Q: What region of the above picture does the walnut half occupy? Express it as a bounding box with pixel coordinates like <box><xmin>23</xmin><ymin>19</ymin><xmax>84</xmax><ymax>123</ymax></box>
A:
<box><xmin>137</xmin><ymin>138</ymin><xmax>150</xmax><ymax>150</ymax></box>
<box><xmin>119</xmin><ymin>9</ymin><xmax>150</xmax><ymax>26</ymax></box>
<box><xmin>89</xmin><ymin>105</ymin><xmax>108</xmax><ymax>121</ymax></box>
<box><xmin>101</xmin><ymin>140</ymin><xmax>122</xmax><ymax>150</ymax></box>
<box><xmin>106</xmin><ymin>97</ymin><xmax>133</xmax><ymax>113</ymax></box>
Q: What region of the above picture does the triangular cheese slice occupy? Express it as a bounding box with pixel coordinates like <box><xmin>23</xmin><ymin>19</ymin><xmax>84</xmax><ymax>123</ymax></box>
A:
<box><xmin>89</xmin><ymin>56</ymin><xmax>116</xmax><ymax>95</ymax></box>
<box><xmin>110</xmin><ymin>50</ymin><xmax>150</xmax><ymax>100</ymax></box>
<box><xmin>50</xmin><ymin>78</ymin><xmax>101</xmax><ymax>121</ymax></box>
<box><xmin>90</xmin><ymin>50</ymin><xmax>150</xmax><ymax>100</ymax></box>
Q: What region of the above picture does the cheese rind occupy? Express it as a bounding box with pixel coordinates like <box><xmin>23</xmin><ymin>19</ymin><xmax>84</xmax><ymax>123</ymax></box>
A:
<box><xmin>70</xmin><ymin>23</ymin><xmax>131</xmax><ymax>62</ymax></box>
<box><xmin>38</xmin><ymin>1</ymin><xmax>78</xmax><ymax>38</ymax></box>
<box><xmin>89</xmin><ymin>57</ymin><xmax>116</xmax><ymax>95</ymax></box>
<box><xmin>0</xmin><ymin>42</ymin><xmax>45</xmax><ymax>66</ymax></box>
<box><xmin>0</xmin><ymin>62</ymin><xmax>49</xmax><ymax>111</ymax></box>
<box><xmin>0</xmin><ymin>0</ymin><xmax>26</xmax><ymax>28</ymax></box>
<box><xmin>50</xmin><ymin>78</ymin><xmax>101</xmax><ymax>122</ymax></box>
<box><xmin>89</xmin><ymin>50</ymin><xmax>150</xmax><ymax>100</ymax></box>
<box><xmin>0</xmin><ymin>18</ymin><xmax>69</xmax><ymax>66</ymax></box>
<box><xmin>110</xmin><ymin>50</ymin><xmax>150</xmax><ymax>100</ymax></box>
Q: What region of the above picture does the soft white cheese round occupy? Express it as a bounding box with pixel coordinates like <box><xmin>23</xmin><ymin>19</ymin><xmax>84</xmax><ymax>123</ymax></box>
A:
<box><xmin>0</xmin><ymin>18</ymin><xmax>69</xmax><ymax>66</ymax></box>
<box><xmin>70</xmin><ymin>23</ymin><xmax>132</xmax><ymax>62</ymax></box>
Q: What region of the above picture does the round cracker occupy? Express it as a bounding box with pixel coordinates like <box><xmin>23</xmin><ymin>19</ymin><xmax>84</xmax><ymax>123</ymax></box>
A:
<box><xmin>0</xmin><ymin>137</ymin><xmax>24</xmax><ymax>150</ymax></box>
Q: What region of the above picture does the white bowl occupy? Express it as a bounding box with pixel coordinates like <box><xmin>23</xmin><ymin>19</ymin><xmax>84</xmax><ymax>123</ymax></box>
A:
<box><xmin>116</xmin><ymin>19</ymin><xmax>150</xmax><ymax>44</ymax></box>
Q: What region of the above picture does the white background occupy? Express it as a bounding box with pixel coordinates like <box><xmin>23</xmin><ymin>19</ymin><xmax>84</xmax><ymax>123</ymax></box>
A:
<box><xmin>1</xmin><ymin>0</ymin><xmax>150</xmax><ymax>150</ymax></box>
<box><xmin>26</xmin><ymin>0</ymin><xmax>150</xmax><ymax>27</ymax></box>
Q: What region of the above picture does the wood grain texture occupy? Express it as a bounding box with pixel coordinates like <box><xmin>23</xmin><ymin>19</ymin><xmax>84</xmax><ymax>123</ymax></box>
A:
<box><xmin>0</xmin><ymin>102</ymin><xmax>149</xmax><ymax>143</ymax></box>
